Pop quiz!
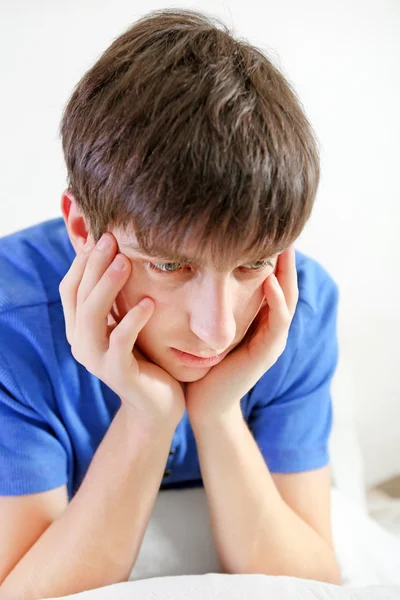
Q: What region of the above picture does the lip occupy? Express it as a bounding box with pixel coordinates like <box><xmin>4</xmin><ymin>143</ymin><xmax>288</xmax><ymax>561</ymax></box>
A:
<box><xmin>170</xmin><ymin>347</ymin><xmax>229</xmax><ymax>367</ymax></box>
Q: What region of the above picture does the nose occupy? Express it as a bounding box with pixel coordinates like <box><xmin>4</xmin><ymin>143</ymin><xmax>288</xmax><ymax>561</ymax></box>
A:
<box><xmin>188</xmin><ymin>276</ymin><xmax>237</xmax><ymax>353</ymax></box>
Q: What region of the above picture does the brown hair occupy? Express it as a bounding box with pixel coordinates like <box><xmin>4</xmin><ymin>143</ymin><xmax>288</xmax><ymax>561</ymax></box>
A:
<box><xmin>59</xmin><ymin>8</ymin><xmax>320</xmax><ymax>269</ymax></box>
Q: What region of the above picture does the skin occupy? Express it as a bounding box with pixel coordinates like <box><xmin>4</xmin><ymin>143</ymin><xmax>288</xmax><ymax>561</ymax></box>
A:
<box><xmin>61</xmin><ymin>190</ymin><xmax>280</xmax><ymax>386</ymax></box>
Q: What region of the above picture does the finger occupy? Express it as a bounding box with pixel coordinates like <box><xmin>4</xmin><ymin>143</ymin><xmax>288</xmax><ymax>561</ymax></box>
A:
<box><xmin>263</xmin><ymin>273</ymin><xmax>291</xmax><ymax>335</ymax></box>
<box><xmin>59</xmin><ymin>238</ymin><xmax>96</xmax><ymax>343</ymax></box>
<box><xmin>274</xmin><ymin>245</ymin><xmax>298</xmax><ymax>316</ymax></box>
<box><xmin>108</xmin><ymin>298</ymin><xmax>155</xmax><ymax>374</ymax></box>
<box><xmin>77</xmin><ymin>233</ymin><xmax>119</xmax><ymax>307</ymax></box>
<box><xmin>76</xmin><ymin>254</ymin><xmax>132</xmax><ymax>357</ymax></box>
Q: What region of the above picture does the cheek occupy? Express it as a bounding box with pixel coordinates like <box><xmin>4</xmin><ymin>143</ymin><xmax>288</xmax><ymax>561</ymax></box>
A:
<box><xmin>133</xmin><ymin>290</ymin><xmax>182</xmax><ymax>340</ymax></box>
<box><xmin>242</xmin><ymin>286</ymin><xmax>267</xmax><ymax>322</ymax></box>
<box><xmin>237</xmin><ymin>291</ymin><xmax>267</xmax><ymax>341</ymax></box>
<box><xmin>240</xmin><ymin>280</ymin><xmax>265</xmax><ymax>305</ymax></box>
<box><xmin>135</xmin><ymin>298</ymin><xmax>185</xmax><ymax>361</ymax></box>
<box><xmin>120</xmin><ymin>266</ymin><xmax>166</xmax><ymax>304</ymax></box>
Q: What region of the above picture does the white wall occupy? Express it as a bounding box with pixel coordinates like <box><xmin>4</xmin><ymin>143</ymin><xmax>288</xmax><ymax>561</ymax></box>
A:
<box><xmin>0</xmin><ymin>0</ymin><xmax>399</xmax><ymax>487</ymax></box>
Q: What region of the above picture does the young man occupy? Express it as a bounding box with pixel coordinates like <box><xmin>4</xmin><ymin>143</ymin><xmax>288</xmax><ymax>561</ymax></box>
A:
<box><xmin>0</xmin><ymin>8</ymin><xmax>341</xmax><ymax>597</ymax></box>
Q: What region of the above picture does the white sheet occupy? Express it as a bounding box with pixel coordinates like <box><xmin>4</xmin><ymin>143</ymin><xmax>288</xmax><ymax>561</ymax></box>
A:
<box><xmin>332</xmin><ymin>487</ymin><xmax>400</xmax><ymax>587</ymax></box>
<box><xmin>43</xmin><ymin>486</ymin><xmax>400</xmax><ymax>599</ymax></box>
<box><xmin>367</xmin><ymin>488</ymin><xmax>400</xmax><ymax>538</ymax></box>
<box><xmin>46</xmin><ymin>573</ymin><xmax>400</xmax><ymax>600</ymax></box>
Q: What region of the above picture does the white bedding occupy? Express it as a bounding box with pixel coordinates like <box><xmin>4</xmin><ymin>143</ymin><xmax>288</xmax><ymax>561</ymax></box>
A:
<box><xmin>46</xmin><ymin>573</ymin><xmax>400</xmax><ymax>600</ymax></box>
<box><xmin>45</xmin><ymin>486</ymin><xmax>400</xmax><ymax>599</ymax></box>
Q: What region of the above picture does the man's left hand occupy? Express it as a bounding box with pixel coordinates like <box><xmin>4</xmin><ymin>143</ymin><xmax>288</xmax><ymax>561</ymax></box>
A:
<box><xmin>185</xmin><ymin>245</ymin><xmax>299</xmax><ymax>424</ymax></box>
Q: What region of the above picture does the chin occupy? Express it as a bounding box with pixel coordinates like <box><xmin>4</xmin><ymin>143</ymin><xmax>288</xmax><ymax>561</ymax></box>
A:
<box><xmin>163</xmin><ymin>362</ymin><xmax>211</xmax><ymax>383</ymax></box>
<box><xmin>175</xmin><ymin>371</ymin><xmax>210</xmax><ymax>383</ymax></box>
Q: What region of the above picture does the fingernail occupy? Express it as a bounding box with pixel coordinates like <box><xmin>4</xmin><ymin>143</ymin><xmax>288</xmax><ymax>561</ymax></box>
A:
<box><xmin>138</xmin><ymin>298</ymin><xmax>151</xmax><ymax>308</ymax></box>
<box><xmin>97</xmin><ymin>233</ymin><xmax>111</xmax><ymax>250</ymax></box>
<box><xmin>112</xmin><ymin>255</ymin><xmax>126</xmax><ymax>271</ymax></box>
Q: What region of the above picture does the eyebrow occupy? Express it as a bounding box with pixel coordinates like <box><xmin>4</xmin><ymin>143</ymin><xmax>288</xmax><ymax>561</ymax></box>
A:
<box><xmin>119</xmin><ymin>242</ymin><xmax>275</xmax><ymax>268</ymax></box>
<box><xmin>120</xmin><ymin>243</ymin><xmax>217</xmax><ymax>267</ymax></box>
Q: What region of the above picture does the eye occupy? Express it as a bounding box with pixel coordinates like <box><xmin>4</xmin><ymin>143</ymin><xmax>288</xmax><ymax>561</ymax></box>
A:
<box><xmin>244</xmin><ymin>260</ymin><xmax>274</xmax><ymax>270</ymax></box>
<box><xmin>148</xmin><ymin>260</ymin><xmax>273</xmax><ymax>275</ymax></box>
<box><xmin>148</xmin><ymin>262</ymin><xmax>186</xmax><ymax>274</ymax></box>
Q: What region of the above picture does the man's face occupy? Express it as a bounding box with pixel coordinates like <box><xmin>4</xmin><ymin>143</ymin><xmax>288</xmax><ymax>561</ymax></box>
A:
<box><xmin>109</xmin><ymin>227</ymin><xmax>279</xmax><ymax>383</ymax></box>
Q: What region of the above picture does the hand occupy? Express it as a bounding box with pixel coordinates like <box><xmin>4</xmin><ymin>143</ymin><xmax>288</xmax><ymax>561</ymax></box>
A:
<box><xmin>185</xmin><ymin>246</ymin><xmax>299</xmax><ymax>425</ymax></box>
<box><xmin>59</xmin><ymin>232</ymin><xmax>185</xmax><ymax>426</ymax></box>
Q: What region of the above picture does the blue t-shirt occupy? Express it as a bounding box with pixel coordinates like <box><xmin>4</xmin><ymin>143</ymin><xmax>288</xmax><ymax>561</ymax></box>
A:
<box><xmin>0</xmin><ymin>218</ymin><xmax>339</xmax><ymax>502</ymax></box>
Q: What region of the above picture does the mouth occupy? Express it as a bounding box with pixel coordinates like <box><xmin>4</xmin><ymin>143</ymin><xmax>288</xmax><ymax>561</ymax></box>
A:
<box><xmin>170</xmin><ymin>347</ymin><xmax>229</xmax><ymax>367</ymax></box>
<box><xmin>180</xmin><ymin>349</ymin><xmax>225</xmax><ymax>358</ymax></box>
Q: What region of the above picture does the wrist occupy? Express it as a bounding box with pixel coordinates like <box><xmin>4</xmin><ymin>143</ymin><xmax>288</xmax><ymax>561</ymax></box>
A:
<box><xmin>119</xmin><ymin>400</ymin><xmax>180</xmax><ymax>434</ymax></box>
<box><xmin>188</xmin><ymin>403</ymin><xmax>244</xmax><ymax>432</ymax></box>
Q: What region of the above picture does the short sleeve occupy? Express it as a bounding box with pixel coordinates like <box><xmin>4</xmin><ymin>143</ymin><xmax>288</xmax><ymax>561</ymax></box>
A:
<box><xmin>247</xmin><ymin>276</ymin><xmax>339</xmax><ymax>473</ymax></box>
<box><xmin>0</xmin><ymin>343</ymin><xmax>68</xmax><ymax>496</ymax></box>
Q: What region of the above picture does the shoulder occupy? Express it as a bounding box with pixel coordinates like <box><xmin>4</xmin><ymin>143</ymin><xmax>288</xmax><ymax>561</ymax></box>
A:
<box><xmin>295</xmin><ymin>249</ymin><xmax>339</xmax><ymax>318</ymax></box>
<box><xmin>0</xmin><ymin>218</ymin><xmax>75</xmax><ymax>403</ymax></box>
<box><xmin>0</xmin><ymin>217</ymin><xmax>74</xmax><ymax>315</ymax></box>
<box><xmin>289</xmin><ymin>250</ymin><xmax>339</xmax><ymax>345</ymax></box>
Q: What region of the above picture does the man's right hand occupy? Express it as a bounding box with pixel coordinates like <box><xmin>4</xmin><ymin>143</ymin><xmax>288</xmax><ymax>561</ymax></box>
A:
<box><xmin>59</xmin><ymin>231</ymin><xmax>186</xmax><ymax>426</ymax></box>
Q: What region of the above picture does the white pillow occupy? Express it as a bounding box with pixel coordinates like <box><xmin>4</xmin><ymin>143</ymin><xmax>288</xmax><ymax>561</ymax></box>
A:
<box><xmin>45</xmin><ymin>573</ymin><xmax>400</xmax><ymax>600</ymax></box>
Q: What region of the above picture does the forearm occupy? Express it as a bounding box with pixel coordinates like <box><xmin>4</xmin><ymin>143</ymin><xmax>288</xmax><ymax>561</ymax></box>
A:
<box><xmin>191</xmin><ymin>408</ymin><xmax>340</xmax><ymax>584</ymax></box>
<box><xmin>1</xmin><ymin>403</ymin><xmax>178</xmax><ymax>599</ymax></box>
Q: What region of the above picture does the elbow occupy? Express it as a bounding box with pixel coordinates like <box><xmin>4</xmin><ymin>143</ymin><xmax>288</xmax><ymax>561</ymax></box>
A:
<box><xmin>301</xmin><ymin>555</ymin><xmax>342</xmax><ymax>586</ymax></box>
<box><xmin>315</xmin><ymin>547</ymin><xmax>341</xmax><ymax>585</ymax></box>
<box><xmin>223</xmin><ymin>555</ymin><xmax>342</xmax><ymax>586</ymax></box>
<box><xmin>325</xmin><ymin>557</ymin><xmax>342</xmax><ymax>586</ymax></box>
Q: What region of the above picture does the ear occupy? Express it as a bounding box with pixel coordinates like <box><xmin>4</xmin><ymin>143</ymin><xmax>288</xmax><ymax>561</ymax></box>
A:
<box><xmin>61</xmin><ymin>189</ymin><xmax>91</xmax><ymax>254</ymax></box>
